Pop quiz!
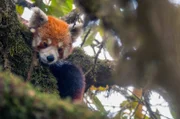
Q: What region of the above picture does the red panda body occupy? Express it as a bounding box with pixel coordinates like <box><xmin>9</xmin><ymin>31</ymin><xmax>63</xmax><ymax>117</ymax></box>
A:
<box><xmin>49</xmin><ymin>61</ymin><xmax>85</xmax><ymax>103</ymax></box>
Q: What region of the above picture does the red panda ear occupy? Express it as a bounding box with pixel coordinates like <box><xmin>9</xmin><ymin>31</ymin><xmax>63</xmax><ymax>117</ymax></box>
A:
<box><xmin>29</xmin><ymin>7</ymin><xmax>48</xmax><ymax>29</ymax></box>
<box><xmin>69</xmin><ymin>23</ymin><xmax>83</xmax><ymax>42</ymax></box>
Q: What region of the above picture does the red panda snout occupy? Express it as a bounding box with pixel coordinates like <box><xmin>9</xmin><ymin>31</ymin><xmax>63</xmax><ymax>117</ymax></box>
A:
<box><xmin>36</xmin><ymin>41</ymin><xmax>72</xmax><ymax>64</ymax></box>
<box><xmin>39</xmin><ymin>46</ymin><xmax>59</xmax><ymax>64</ymax></box>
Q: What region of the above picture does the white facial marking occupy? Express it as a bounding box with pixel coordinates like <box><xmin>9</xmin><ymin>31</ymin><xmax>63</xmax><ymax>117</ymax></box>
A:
<box><xmin>30</xmin><ymin>28</ymin><xmax>36</xmax><ymax>33</ymax></box>
<box><xmin>32</xmin><ymin>36</ymin><xmax>41</xmax><ymax>47</ymax></box>
<box><xmin>58</xmin><ymin>42</ymin><xmax>63</xmax><ymax>47</ymax></box>
<box><xmin>39</xmin><ymin>46</ymin><xmax>59</xmax><ymax>64</ymax></box>
<box><xmin>47</xmin><ymin>38</ymin><xmax>52</xmax><ymax>44</ymax></box>
<box><xmin>63</xmin><ymin>47</ymin><xmax>70</xmax><ymax>59</ymax></box>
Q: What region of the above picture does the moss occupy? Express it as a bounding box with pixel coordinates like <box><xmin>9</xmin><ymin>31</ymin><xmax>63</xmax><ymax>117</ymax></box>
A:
<box><xmin>67</xmin><ymin>48</ymin><xmax>114</xmax><ymax>90</ymax></box>
<box><xmin>0</xmin><ymin>0</ymin><xmax>32</xmax><ymax>78</ymax></box>
<box><xmin>0</xmin><ymin>1</ymin><xmax>57</xmax><ymax>93</ymax></box>
<box><xmin>67</xmin><ymin>48</ymin><xmax>94</xmax><ymax>71</ymax></box>
<box><xmin>30</xmin><ymin>65</ymin><xmax>58</xmax><ymax>94</ymax></box>
<box><xmin>0</xmin><ymin>71</ymin><xmax>107</xmax><ymax>119</ymax></box>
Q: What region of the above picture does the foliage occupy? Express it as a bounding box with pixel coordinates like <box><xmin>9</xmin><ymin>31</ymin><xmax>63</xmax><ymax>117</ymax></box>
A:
<box><xmin>16</xmin><ymin>0</ymin><xmax>73</xmax><ymax>17</ymax></box>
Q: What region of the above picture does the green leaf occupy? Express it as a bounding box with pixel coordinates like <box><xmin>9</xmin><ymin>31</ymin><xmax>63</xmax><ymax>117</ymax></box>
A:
<box><xmin>30</xmin><ymin>0</ymin><xmax>35</xmax><ymax>2</ymax></box>
<box><xmin>33</xmin><ymin>0</ymin><xmax>73</xmax><ymax>18</ymax></box>
<box><xmin>62</xmin><ymin>0</ymin><xmax>73</xmax><ymax>14</ymax></box>
<box><xmin>120</xmin><ymin>100</ymin><xmax>129</xmax><ymax>108</ymax></box>
<box><xmin>46</xmin><ymin>6</ymin><xmax>64</xmax><ymax>17</ymax></box>
<box><xmin>142</xmin><ymin>115</ymin><xmax>150</xmax><ymax>119</ymax></box>
<box><xmin>92</xmin><ymin>95</ymin><xmax>107</xmax><ymax>115</ymax></box>
<box><xmin>131</xmin><ymin>102</ymin><xmax>138</xmax><ymax>109</ymax></box>
<box><xmin>46</xmin><ymin>0</ymin><xmax>73</xmax><ymax>17</ymax></box>
<box><xmin>34</xmin><ymin>0</ymin><xmax>48</xmax><ymax>13</ymax></box>
<box><xmin>16</xmin><ymin>5</ymin><xmax>24</xmax><ymax>15</ymax></box>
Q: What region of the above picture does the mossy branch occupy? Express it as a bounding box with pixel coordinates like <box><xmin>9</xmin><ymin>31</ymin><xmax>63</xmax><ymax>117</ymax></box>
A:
<box><xmin>67</xmin><ymin>48</ymin><xmax>114</xmax><ymax>91</ymax></box>
<box><xmin>0</xmin><ymin>71</ymin><xmax>106</xmax><ymax>119</ymax></box>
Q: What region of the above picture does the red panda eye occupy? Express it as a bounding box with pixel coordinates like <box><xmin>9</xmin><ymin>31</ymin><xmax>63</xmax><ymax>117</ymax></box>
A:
<box><xmin>40</xmin><ymin>17</ymin><xmax>44</xmax><ymax>22</ymax></box>
<box><xmin>58</xmin><ymin>48</ymin><xmax>63</xmax><ymax>52</ymax></box>
<box><xmin>43</xmin><ymin>42</ymin><xmax>48</xmax><ymax>48</ymax></box>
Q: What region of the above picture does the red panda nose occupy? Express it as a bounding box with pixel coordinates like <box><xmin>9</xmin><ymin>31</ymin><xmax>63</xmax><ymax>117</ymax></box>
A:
<box><xmin>47</xmin><ymin>55</ymin><xmax>55</xmax><ymax>62</ymax></box>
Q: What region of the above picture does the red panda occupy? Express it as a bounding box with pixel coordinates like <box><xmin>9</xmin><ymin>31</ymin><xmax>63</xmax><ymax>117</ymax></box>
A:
<box><xmin>28</xmin><ymin>7</ymin><xmax>85</xmax><ymax>103</ymax></box>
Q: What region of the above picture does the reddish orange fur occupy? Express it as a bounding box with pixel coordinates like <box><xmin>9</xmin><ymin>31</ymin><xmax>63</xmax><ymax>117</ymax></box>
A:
<box><xmin>37</xmin><ymin>16</ymin><xmax>71</xmax><ymax>49</ymax></box>
<box><xmin>73</xmin><ymin>87</ymin><xmax>85</xmax><ymax>103</ymax></box>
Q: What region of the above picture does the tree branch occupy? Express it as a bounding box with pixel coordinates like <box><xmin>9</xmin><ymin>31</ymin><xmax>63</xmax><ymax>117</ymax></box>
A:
<box><xmin>0</xmin><ymin>71</ymin><xmax>107</xmax><ymax>119</ymax></box>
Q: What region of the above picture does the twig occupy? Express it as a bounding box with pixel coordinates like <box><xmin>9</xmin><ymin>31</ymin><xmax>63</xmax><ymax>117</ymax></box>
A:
<box><xmin>90</xmin><ymin>44</ymin><xmax>96</xmax><ymax>55</ymax></box>
<box><xmin>3</xmin><ymin>51</ymin><xmax>11</xmax><ymax>70</ymax></box>
<box><xmin>94</xmin><ymin>39</ymin><xmax>100</xmax><ymax>44</ymax></box>
<box><xmin>92</xmin><ymin>40</ymin><xmax>105</xmax><ymax>70</ymax></box>
<box><xmin>125</xmin><ymin>87</ymin><xmax>144</xmax><ymax>104</ymax></box>
<box><xmin>143</xmin><ymin>91</ymin><xmax>158</xmax><ymax>119</ymax></box>
<box><xmin>90</xmin><ymin>41</ymin><xmax>104</xmax><ymax>80</ymax></box>
<box><xmin>143</xmin><ymin>110</ymin><xmax>148</xmax><ymax>119</ymax></box>
<box><xmin>130</xmin><ymin>101</ymin><xmax>141</xmax><ymax>119</ymax></box>
<box><xmin>84</xmin><ymin>66</ymin><xmax>93</xmax><ymax>76</ymax></box>
<box><xmin>26</xmin><ymin>51</ymin><xmax>37</xmax><ymax>82</ymax></box>
<box><xmin>81</xmin><ymin>28</ymin><xmax>91</xmax><ymax>47</ymax></box>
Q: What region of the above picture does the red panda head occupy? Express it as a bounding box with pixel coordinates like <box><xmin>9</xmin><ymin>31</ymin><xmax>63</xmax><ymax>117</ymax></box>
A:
<box><xmin>29</xmin><ymin>7</ymin><xmax>82</xmax><ymax>64</ymax></box>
